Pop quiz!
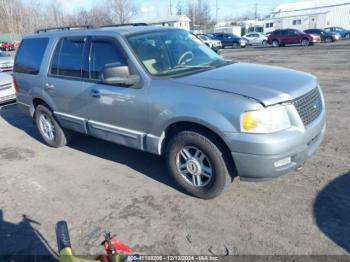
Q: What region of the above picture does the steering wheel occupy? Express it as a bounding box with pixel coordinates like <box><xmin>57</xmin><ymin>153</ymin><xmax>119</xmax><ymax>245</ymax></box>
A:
<box><xmin>177</xmin><ymin>51</ymin><xmax>194</xmax><ymax>65</ymax></box>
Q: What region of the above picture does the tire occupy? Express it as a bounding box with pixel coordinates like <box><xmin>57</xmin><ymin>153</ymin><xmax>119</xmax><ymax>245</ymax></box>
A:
<box><xmin>325</xmin><ymin>36</ymin><xmax>333</xmax><ymax>43</ymax></box>
<box><xmin>262</xmin><ymin>40</ymin><xmax>267</xmax><ymax>46</ymax></box>
<box><xmin>232</xmin><ymin>42</ymin><xmax>239</xmax><ymax>49</ymax></box>
<box><xmin>272</xmin><ymin>40</ymin><xmax>280</xmax><ymax>47</ymax></box>
<box><xmin>345</xmin><ymin>33</ymin><xmax>350</xmax><ymax>39</ymax></box>
<box><xmin>301</xmin><ymin>38</ymin><xmax>310</xmax><ymax>46</ymax></box>
<box><xmin>166</xmin><ymin>130</ymin><xmax>232</xmax><ymax>199</ymax></box>
<box><xmin>35</xmin><ymin>104</ymin><xmax>72</xmax><ymax>148</ymax></box>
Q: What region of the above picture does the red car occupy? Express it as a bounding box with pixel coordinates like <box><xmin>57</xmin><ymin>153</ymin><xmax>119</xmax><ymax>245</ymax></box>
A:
<box><xmin>0</xmin><ymin>42</ymin><xmax>15</xmax><ymax>51</ymax></box>
<box><xmin>268</xmin><ymin>29</ymin><xmax>321</xmax><ymax>47</ymax></box>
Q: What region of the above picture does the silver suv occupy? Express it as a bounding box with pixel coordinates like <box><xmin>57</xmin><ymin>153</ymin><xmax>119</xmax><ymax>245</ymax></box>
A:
<box><xmin>14</xmin><ymin>25</ymin><xmax>326</xmax><ymax>199</ymax></box>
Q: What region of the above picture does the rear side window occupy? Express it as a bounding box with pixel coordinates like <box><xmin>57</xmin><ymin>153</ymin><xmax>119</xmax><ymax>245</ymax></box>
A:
<box><xmin>14</xmin><ymin>38</ymin><xmax>49</xmax><ymax>75</ymax></box>
<box><xmin>50</xmin><ymin>37</ymin><xmax>86</xmax><ymax>78</ymax></box>
<box><xmin>90</xmin><ymin>40</ymin><xmax>127</xmax><ymax>80</ymax></box>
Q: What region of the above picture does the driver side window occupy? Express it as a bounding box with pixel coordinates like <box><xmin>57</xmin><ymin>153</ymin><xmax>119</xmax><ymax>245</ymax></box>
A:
<box><xmin>90</xmin><ymin>40</ymin><xmax>127</xmax><ymax>80</ymax></box>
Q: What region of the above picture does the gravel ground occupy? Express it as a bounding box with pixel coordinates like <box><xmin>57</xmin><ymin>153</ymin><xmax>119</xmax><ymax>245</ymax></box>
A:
<box><xmin>0</xmin><ymin>41</ymin><xmax>349</xmax><ymax>258</ymax></box>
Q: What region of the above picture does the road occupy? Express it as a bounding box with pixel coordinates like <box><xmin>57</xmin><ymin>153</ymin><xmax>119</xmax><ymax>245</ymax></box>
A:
<box><xmin>0</xmin><ymin>41</ymin><xmax>349</xmax><ymax>258</ymax></box>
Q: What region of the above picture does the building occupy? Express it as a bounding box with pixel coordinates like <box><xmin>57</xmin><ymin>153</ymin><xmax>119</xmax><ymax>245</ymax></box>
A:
<box><xmin>240</xmin><ymin>19</ymin><xmax>265</xmax><ymax>35</ymax></box>
<box><xmin>143</xmin><ymin>15</ymin><xmax>191</xmax><ymax>31</ymax></box>
<box><xmin>214</xmin><ymin>26</ymin><xmax>242</xmax><ymax>36</ymax></box>
<box><xmin>214</xmin><ymin>19</ymin><xmax>265</xmax><ymax>36</ymax></box>
<box><xmin>264</xmin><ymin>0</ymin><xmax>350</xmax><ymax>33</ymax></box>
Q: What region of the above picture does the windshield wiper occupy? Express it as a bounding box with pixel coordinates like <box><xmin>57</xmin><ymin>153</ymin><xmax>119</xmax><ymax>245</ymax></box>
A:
<box><xmin>208</xmin><ymin>59</ymin><xmax>233</xmax><ymax>67</ymax></box>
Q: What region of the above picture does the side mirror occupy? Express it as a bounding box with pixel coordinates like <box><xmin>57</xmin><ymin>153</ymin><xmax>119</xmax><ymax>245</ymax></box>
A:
<box><xmin>101</xmin><ymin>65</ymin><xmax>140</xmax><ymax>87</ymax></box>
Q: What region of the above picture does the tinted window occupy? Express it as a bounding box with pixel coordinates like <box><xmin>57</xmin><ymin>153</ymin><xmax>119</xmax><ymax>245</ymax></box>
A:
<box><xmin>90</xmin><ymin>40</ymin><xmax>127</xmax><ymax>80</ymax></box>
<box><xmin>14</xmin><ymin>38</ymin><xmax>49</xmax><ymax>75</ymax></box>
<box><xmin>50</xmin><ymin>37</ymin><xmax>86</xmax><ymax>77</ymax></box>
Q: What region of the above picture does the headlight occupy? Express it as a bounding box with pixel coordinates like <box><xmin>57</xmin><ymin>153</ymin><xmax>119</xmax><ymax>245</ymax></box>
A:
<box><xmin>240</xmin><ymin>106</ymin><xmax>291</xmax><ymax>133</ymax></box>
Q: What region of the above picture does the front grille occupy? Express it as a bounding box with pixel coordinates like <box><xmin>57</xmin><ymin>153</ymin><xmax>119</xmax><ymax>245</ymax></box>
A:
<box><xmin>293</xmin><ymin>88</ymin><xmax>323</xmax><ymax>126</ymax></box>
<box><xmin>0</xmin><ymin>83</ymin><xmax>12</xmax><ymax>91</ymax></box>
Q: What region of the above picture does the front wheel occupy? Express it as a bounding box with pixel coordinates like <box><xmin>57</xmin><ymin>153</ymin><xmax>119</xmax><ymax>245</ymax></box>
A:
<box><xmin>35</xmin><ymin>104</ymin><xmax>72</xmax><ymax>148</ymax></box>
<box><xmin>345</xmin><ymin>33</ymin><xmax>350</xmax><ymax>39</ymax></box>
<box><xmin>301</xmin><ymin>38</ymin><xmax>310</xmax><ymax>46</ymax></box>
<box><xmin>166</xmin><ymin>130</ymin><xmax>232</xmax><ymax>199</ymax></box>
<box><xmin>262</xmin><ymin>40</ymin><xmax>267</xmax><ymax>46</ymax></box>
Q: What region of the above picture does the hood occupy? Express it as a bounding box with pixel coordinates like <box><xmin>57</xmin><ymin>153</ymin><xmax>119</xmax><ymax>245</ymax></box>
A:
<box><xmin>173</xmin><ymin>63</ymin><xmax>317</xmax><ymax>106</ymax></box>
<box><xmin>0</xmin><ymin>56</ymin><xmax>13</xmax><ymax>63</ymax></box>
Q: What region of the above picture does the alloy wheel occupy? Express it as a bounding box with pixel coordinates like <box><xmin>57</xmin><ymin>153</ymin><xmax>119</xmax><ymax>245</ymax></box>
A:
<box><xmin>39</xmin><ymin>113</ymin><xmax>56</xmax><ymax>141</ymax></box>
<box><xmin>176</xmin><ymin>146</ymin><xmax>213</xmax><ymax>187</ymax></box>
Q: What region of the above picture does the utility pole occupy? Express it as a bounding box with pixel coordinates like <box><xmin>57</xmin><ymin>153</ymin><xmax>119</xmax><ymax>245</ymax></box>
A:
<box><xmin>215</xmin><ymin>0</ymin><xmax>219</xmax><ymax>24</ymax></box>
<box><xmin>254</xmin><ymin>3</ymin><xmax>258</xmax><ymax>32</ymax></box>
<box><xmin>192</xmin><ymin>0</ymin><xmax>196</xmax><ymax>30</ymax></box>
<box><xmin>169</xmin><ymin>0</ymin><xmax>173</xmax><ymax>16</ymax></box>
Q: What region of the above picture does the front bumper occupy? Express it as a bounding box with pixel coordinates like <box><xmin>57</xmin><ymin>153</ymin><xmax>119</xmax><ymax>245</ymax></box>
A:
<box><xmin>311</xmin><ymin>39</ymin><xmax>321</xmax><ymax>43</ymax></box>
<box><xmin>226</xmin><ymin>107</ymin><xmax>326</xmax><ymax>181</ymax></box>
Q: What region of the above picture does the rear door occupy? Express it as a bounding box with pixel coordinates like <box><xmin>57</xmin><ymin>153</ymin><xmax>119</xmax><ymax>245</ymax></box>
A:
<box><xmin>44</xmin><ymin>36</ymin><xmax>90</xmax><ymax>133</ymax></box>
<box><xmin>250</xmin><ymin>33</ymin><xmax>260</xmax><ymax>45</ymax></box>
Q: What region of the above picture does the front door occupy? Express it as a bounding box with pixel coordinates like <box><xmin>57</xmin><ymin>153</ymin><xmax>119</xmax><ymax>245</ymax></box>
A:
<box><xmin>82</xmin><ymin>36</ymin><xmax>148</xmax><ymax>150</ymax></box>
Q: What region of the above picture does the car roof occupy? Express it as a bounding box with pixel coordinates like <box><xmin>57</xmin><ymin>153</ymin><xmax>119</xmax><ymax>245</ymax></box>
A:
<box><xmin>22</xmin><ymin>25</ymin><xmax>183</xmax><ymax>39</ymax></box>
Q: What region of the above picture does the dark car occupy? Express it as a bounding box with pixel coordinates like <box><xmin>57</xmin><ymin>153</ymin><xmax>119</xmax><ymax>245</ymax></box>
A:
<box><xmin>324</xmin><ymin>27</ymin><xmax>350</xmax><ymax>39</ymax></box>
<box><xmin>212</xmin><ymin>32</ymin><xmax>247</xmax><ymax>48</ymax></box>
<box><xmin>267</xmin><ymin>29</ymin><xmax>321</xmax><ymax>47</ymax></box>
<box><xmin>304</xmin><ymin>29</ymin><xmax>341</xmax><ymax>42</ymax></box>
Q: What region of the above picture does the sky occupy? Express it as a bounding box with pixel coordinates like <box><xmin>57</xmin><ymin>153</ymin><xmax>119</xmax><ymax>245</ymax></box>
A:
<box><xmin>39</xmin><ymin>0</ymin><xmax>297</xmax><ymax>20</ymax></box>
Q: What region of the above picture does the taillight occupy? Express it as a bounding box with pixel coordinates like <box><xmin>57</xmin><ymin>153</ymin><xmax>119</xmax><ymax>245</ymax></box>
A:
<box><xmin>13</xmin><ymin>76</ymin><xmax>20</xmax><ymax>92</ymax></box>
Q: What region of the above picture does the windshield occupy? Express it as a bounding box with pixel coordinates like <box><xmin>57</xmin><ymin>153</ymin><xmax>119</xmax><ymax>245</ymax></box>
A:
<box><xmin>198</xmin><ymin>35</ymin><xmax>209</xmax><ymax>41</ymax></box>
<box><xmin>127</xmin><ymin>30</ymin><xmax>227</xmax><ymax>77</ymax></box>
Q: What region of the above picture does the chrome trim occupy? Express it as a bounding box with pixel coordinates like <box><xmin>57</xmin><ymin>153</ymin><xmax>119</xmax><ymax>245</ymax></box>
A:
<box><xmin>88</xmin><ymin>120</ymin><xmax>143</xmax><ymax>140</ymax></box>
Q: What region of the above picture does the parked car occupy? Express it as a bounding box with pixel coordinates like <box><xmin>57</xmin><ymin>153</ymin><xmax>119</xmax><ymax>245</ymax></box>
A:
<box><xmin>0</xmin><ymin>72</ymin><xmax>15</xmax><ymax>104</ymax></box>
<box><xmin>14</xmin><ymin>26</ymin><xmax>326</xmax><ymax>199</ymax></box>
<box><xmin>268</xmin><ymin>29</ymin><xmax>321</xmax><ymax>47</ymax></box>
<box><xmin>0</xmin><ymin>42</ymin><xmax>15</xmax><ymax>51</ymax></box>
<box><xmin>242</xmin><ymin>32</ymin><xmax>268</xmax><ymax>46</ymax></box>
<box><xmin>304</xmin><ymin>29</ymin><xmax>341</xmax><ymax>42</ymax></box>
<box><xmin>205</xmin><ymin>34</ymin><xmax>222</xmax><ymax>49</ymax></box>
<box><xmin>212</xmin><ymin>32</ymin><xmax>247</xmax><ymax>48</ymax></box>
<box><xmin>196</xmin><ymin>34</ymin><xmax>220</xmax><ymax>52</ymax></box>
<box><xmin>324</xmin><ymin>27</ymin><xmax>350</xmax><ymax>39</ymax></box>
<box><xmin>0</xmin><ymin>52</ymin><xmax>14</xmax><ymax>72</ymax></box>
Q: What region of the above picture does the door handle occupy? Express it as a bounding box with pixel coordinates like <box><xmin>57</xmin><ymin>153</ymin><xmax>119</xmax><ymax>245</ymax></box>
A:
<box><xmin>45</xmin><ymin>83</ymin><xmax>55</xmax><ymax>91</ymax></box>
<box><xmin>90</xmin><ymin>89</ymin><xmax>100</xmax><ymax>98</ymax></box>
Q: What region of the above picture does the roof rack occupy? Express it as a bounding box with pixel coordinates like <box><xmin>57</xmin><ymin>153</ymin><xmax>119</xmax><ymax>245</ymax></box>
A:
<box><xmin>101</xmin><ymin>23</ymin><xmax>148</xmax><ymax>28</ymax></box>
<box><xmin>35</xmin><ymin>25</ymin><xmax>96</xmax><ymax>34</ymax></box>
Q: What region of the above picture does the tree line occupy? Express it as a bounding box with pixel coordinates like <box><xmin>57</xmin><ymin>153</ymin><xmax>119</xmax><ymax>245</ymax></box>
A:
<box><xmin>0</xmin><ymin>0</ymin><xmax>214</xmax><ymax>35</ymax></box>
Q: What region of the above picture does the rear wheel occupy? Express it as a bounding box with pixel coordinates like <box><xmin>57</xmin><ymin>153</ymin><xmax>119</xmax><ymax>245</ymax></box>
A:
<box><xmin>272</xmin><ymin>40</ymin><xmax>280</xmax><ymax>47</ymax></box>
<box><xmin>35</xmin><ymin>104</ymin><xmax>72</xmax><ymax>148</ymax></box>
<box><xmin>262</xmin><ymin>40</ymin><xmax>267</xmax><ymax>46</ymax></box>
<box><xmin>301</xmin><ymin>38</ymin><xmax>310</xmax><ymax>46</ymax></box>
<box><xmin>166</xmin><ymin>130</ymin><xmax>232</xmax><ymax>199</ymax></box>
<box><xmin>345</xmin><ymin>33</ymin><xmax>350</xmax><ymax>39</ymax></box>
<box><xmin>232</xmin><ymin>42</ymin><xmax>239</xmax><ymax>48</ymax></box>
<box><xmin>325</xmin><ymin>36</ymin><xmax>333</xmax><ymax>43</ymax></box>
